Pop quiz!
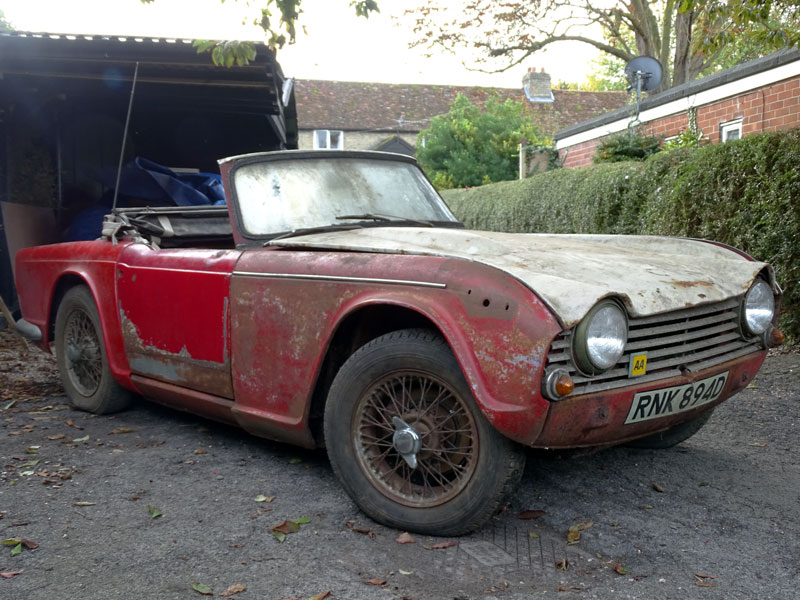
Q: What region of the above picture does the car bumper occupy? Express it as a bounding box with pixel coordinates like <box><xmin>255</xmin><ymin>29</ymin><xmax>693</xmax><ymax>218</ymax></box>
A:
<box><xmin>531</xmin><ymin>350</ymin><xmax>767</xmax><ymax>449</ymax></box>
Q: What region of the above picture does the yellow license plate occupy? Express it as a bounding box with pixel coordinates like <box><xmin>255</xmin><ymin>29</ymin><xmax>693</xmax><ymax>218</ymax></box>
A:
<box><xmin>629</xmin><ymin>352</ymin><xmax>648</xmax><ymax>377</ymax></box>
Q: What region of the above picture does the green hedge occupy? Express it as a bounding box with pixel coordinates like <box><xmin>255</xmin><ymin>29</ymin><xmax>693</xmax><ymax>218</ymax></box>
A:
<box><xmin>442</xmin><ymin>128</ymin><xmax>800</xmax><ymax>339</ymax></box>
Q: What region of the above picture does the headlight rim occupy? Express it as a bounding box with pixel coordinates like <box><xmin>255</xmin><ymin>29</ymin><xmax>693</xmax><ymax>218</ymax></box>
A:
<box><xmin>573</xmin><ymin>299</ymin><xmax>629</xmax><ymax>376</ymax></box>
<box><xmin>742</xmin><ymin>278</ymin><xmax>775</xmax><ymax>337</ymax></box>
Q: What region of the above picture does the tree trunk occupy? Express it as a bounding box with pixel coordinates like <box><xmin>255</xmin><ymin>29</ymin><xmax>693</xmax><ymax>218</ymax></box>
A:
<box><xmin>672</xmin><ymin>10</ymin><xmax>694</xmax><ymax>87</ymax></box>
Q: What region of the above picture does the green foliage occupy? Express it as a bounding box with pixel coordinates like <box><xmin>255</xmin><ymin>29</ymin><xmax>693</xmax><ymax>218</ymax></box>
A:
<box><xmin>416</xmin><ymin>94</ymin><xmax>549</xmax><ymax>189</ymax></box>
<box><xmin>663</xmin><ymin>128</ymin><xmax>706</xmax><ymax>151</ymax></box>
<box><xmin>593</xmin><ymin>131</ymin><xmax>662</xmax><ymax>163</ymax></box>
<box><xmin>442</xmin><ymin>128</ymin><xmax>800</xmax><ymax>339</ymax></box>
<box><xmin>142</xmin><ymin>0</ymin><xmax>379</xmax><ymax>66</ymax></box>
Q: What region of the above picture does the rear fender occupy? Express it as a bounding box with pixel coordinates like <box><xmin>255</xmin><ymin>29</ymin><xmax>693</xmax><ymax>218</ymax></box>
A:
<box><xmin>15</xmin><ymin>241</ymin><xmax>134</xmax><ymax>389</ymax></box>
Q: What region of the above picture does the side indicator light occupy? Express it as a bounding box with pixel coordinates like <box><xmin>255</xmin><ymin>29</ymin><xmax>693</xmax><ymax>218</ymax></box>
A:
<box><xmin>768</xmin><ymin>328</ymin><xmax>785</xmax><ymax>347</ymax></box>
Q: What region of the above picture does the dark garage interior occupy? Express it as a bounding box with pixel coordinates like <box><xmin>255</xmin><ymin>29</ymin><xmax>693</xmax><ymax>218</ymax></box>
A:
<box><xmin>0</xmin><ymin>31</ymin><xmax>298</xmax><ymax>316</ymax></box>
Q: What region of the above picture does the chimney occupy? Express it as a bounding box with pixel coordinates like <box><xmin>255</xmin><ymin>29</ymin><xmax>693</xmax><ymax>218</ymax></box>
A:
<box><xmin>523</xmin><ymin>67</ymin><xmax>554</xmax><ymax>103</ymax></box>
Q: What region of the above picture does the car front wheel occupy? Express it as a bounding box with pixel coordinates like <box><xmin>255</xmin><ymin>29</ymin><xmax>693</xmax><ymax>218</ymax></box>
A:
<box><xmin>55</xmin><ymin>286</ymin><xmax>133</xmax><ymax>414</ymax></box>
<box><xmin>324</xmin><ymin>328</ymin><xmax>524</xmax><ymax>536</ymax></box>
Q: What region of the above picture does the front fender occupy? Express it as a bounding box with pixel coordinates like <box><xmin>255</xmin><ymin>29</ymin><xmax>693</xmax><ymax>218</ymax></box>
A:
<box><xmin>229</xmin><ymin>250</ymin><xmax>560</xmax><ymax>447</ymax></box>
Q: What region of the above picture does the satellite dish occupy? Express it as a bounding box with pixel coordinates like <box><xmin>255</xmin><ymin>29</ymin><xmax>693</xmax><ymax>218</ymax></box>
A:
<box><xmin>624</xmin><ymin>56</ymin><xmax>663</xmax><ymax>127</ymax></box>
<box><xmin>624</xmin><ymin>56</ymin><xmax>663</xmax><ymax>93</ymax></box>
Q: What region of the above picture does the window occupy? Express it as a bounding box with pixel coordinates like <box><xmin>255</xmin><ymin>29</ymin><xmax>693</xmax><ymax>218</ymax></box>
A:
<box><xmin>720</xmin><ymin>119</ymin><xmax>743</xmax><ymax>143</ymax></box>
<box><xmin>313</xmin><ymin>129</ymin><xmax>344</xmax><ymax>150</ymax></box>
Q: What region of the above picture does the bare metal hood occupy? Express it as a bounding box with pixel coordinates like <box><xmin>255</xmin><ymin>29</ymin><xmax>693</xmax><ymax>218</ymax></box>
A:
<box><xmin>270</xmin><ymin>228</ymin><xmax>773</xmax><ymax>326</ymax></box>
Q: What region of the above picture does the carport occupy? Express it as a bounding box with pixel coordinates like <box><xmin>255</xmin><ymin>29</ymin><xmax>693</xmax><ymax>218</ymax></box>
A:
<box><xmin>0</xmin><ymin>31</ymin><xmax>297</xmax><ymax>315</ymax></box>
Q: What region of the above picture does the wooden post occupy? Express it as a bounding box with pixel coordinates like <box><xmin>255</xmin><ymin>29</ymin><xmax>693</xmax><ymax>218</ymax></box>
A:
<box><xmin>519</xmin><ymin>141</ymin><xmax>527</xmax><ymax>180</ymax></box>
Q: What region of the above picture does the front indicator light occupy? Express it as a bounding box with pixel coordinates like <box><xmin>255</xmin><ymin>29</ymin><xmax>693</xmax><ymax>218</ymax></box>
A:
<box><xmin>767</xmin><ymin>328</ymin><xmax>785</xmax><ymax>348</ymax></box>
<box><xmin>544</xmin><ymin>369</ymin><xmax>574</xmax><ymax>401</ymax></box>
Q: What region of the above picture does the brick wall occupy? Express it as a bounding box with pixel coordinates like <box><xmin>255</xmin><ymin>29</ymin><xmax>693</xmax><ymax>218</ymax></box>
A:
<box><xmin>558</xmin><ymin>72</ymin><xmax>800</xmax><ymax>168</ymax></box>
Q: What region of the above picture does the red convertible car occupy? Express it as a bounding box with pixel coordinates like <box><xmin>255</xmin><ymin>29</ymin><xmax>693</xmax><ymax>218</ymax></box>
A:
<box><xmin>13</xmin><ymin>151</ymin><xmax>783</xmax><ymax>535</ymax></box>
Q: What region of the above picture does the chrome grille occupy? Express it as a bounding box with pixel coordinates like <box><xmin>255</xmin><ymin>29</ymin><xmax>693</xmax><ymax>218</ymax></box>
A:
<box><xmin>546</xmin><ymin>298</ymin><xmax>761</xmax><ymax>395</ymax></box>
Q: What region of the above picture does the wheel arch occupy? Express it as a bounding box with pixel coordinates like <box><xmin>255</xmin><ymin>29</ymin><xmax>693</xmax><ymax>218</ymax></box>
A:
<box><xmin>48</xmin><ymin>271</ymin><xmax>134</xmax><ymax>390</ymax></box>
<box><xmin>307</xmin><ymin>303</ymin><xmax>443</xmax><ymax>446</ymax></box>
<box><xmin>48</xmin><ymin>273</ymin><xmax>90</xmax><ymax>344</ymax></box>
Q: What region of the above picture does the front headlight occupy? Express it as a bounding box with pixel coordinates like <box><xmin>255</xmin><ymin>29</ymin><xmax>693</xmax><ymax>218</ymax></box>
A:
<box><xmin>574</xmin><ymin>300</ymin><xmax>628</xmax><ymax>374</ymax></box>
<box><xmin>743</xmin><ymin>279</ymin><xmax>775</xmax><ymax>336</ymax></box>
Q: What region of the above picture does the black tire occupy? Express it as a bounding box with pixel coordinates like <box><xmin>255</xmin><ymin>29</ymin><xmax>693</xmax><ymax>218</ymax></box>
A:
<box><xmin>324</xmin><ymin>328</ymin><xmax>525</xmax><ymax>536</ymax></box>
<box><xmin>626</xmin><ymin>408</ymin><xmax>715</xmax><ymax>449</ymax></box>
<box><xmin>55</xmin><ymin>286</ymin><xmax>133</xmax><ymax>414</ymax></box>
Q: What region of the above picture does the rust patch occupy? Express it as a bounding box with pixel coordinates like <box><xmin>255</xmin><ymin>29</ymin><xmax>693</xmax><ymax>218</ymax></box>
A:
<box><xmin>663</xmin><ymin>280</ymin><xmax>714</xmax><ymax>288</ymax></box>
<box><xmin>119</xmin><ymin>308</ymin><xmax>233</xmax><ymax>398</ymax></box>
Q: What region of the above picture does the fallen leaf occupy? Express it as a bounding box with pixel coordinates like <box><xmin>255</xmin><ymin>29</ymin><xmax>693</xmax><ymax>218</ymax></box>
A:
<box><xmin>191</xmin><ymin>582</ymin><xmax>213</xmax><ymax>595</ymax></box>
<box><xmin>614</xmin><ymin>564</ymin><xmax>630</xmax><ymax>575</ymax></box>
<box><xmin>10</xmin><ymin>543</ymin><xmax>22</xmax><ymax>557</ymax></box>
<box><xmin>271</xmin><ymin>519</ymin><xmax>306</xmax><ymax>542</ymax></box>
<box><xmin>696</xmin><ymin>582</ymin><xmax>716</xmax><ymax>588</ymax></box>
<box><xmin>73</xmin><ymin>435</ymin><xmax>89</xmax><ymax>443</ymax></box>
<box><xmin>147</xmin><ymin>505</ymin><xmax>163</xmax><ymax>519</ymax></box>
<box><xmin>254</xmin><ymin>495</ymin><xmax>275</xmax><ymax>503</ymax></box>
<box><xmin>652</xmin><ymin>483</ymin><xmax>665</xmax><ymax>493</ymax></box>
<box><xmin>695</xmin><ymin>573</ymin><xmax>717</xmax><ymax>580</ymax></box>
<box><xmin>220</xmin><ymin>583</ymin><xmax>246</xmax><ymax>596</ymax></box>
<box><xmin>24</xmin><ymin>448</ymin><xmax>38</xmax><ymax>455</ymax></box>
<box><xmin>2</xmin><ymin>538</ymin><xmax>38</xmax><ymax>550</ymax></box>
<box><xmin>0</xmin><ymin>570</ymin><xmax>23</xmax><ymax>578</ymax></box>
<box><xmin>47</xmin><ymin>434</ymin><xmax>65</xmax><ymax>440</ymax></box>
<box><xmin>566</xmin><ymin>530</ymin><xmax>581</xmax><ymax>545</ymax></box>
<box><xmin>73</xmin><ymin>502</ymin><xmax>96</xmax><ymax>507</ymax></box>
<box><xmin>423</xmin><ymin>541</ymin><xmax>458</xmax><ymax>550</ymax></box>
<box><xmin>519</xmin><ymin>509</ymin><xmax>545</xmax><ymax>520</ymax></box>
<box><xmin>111</xmin><ymin>427</ymin><xmax>134</xmax><ymax>434</ymax></box>
<box><xmin>3</xmin><ymin>400</ymin><xmax>17</xmax><ymax>410</ymax></box>
<box><xmin>529</xmin><ymin>532</ymin><xmax>539</xmax><ymax>539</ymax></box>
<box><xmin>365</xmin><ymin>579</ymin><xmax>387</xmax><ymax>585</ymax></box>
<box><xmin>352</xmin><ymin>527</ymin><xmax>376</xmax><ymax>539</ymax></box>
<box><xmin>288</xmin><ymin>457</ymin><xmax>303</xmax><ymax>464</ymax></box>
<box><xmin>639</xmin><ymin>505</ymin><xmax>654</xmax><ymax>510</ymax></box>
<box><xmin>395</xmin><ymin>532</ymin><xmax>416</xmax><ymax>544</ymax></box>
<box><xmin>194</xmin><ymin>448</ymin><xmax>207</xmax><ymax>455</ymax></box>
<box><xmin>569</xmin><ymin>521</ymin><xmax>593</xmax><ymax>532</ymax></box>
<box><xmin>748</xmin><ymin>442</ymin><xmax>768</xmax><ymax>447</ymax></box>
<box><xmin>65</xmin><ymin>419</ymin><xmax>82</xmax><ymax>429</ymax></box>
<box><xmin>398</xmin><ymin>569</ymin><xmax>413</xmax><ymax>575</ymax></box>
<box><xmin>556</xmin><ymin>559</ymin><xmax>569</xmax><ymax>571</ymax></box>
<box><xmin>557</xmin><ymin>585</ymin><xmax>582</xmax><ymax>592</ymax></box>
<box><xmin>307</xmin><ymin>592</ymin><xmax>331</xmax><ymax>600</ymax></box>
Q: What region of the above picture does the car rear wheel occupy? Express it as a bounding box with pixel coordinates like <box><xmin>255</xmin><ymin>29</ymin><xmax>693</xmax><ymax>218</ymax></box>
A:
<box><xmin>324</xmin><ymin>328</ymin><xmax>524</xmax><ymax>536</ymax></box>
<box><xmin>626</xmin><ymin>408</ymin><xmax>715</xmax><ymax>449</ymax></box>
<box><xmin>55</xmin><ymin>286</ymin><xmax>132</xmax><ymax>414</ymax></box>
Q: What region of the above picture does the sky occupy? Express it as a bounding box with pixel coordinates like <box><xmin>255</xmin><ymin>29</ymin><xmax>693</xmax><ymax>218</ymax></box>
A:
<box><xmin>0</xmin><ymin>0</ymin><xmax>603</xmax><ymax>89</ymax></box>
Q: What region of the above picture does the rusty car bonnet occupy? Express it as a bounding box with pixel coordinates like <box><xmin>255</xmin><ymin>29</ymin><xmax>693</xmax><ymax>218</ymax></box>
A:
<box><xmin>268</xmin><ymin>228</ymin><xmax>775</xmax><ymax>327</ymax></box>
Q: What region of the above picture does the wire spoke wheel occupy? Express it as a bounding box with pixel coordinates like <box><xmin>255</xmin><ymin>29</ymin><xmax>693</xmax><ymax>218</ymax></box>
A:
<box><xmin>354</xmin><ymin>370</ymin><xmax>479</xmax><ymax>508</ymax></box>
<box><xmin>64</xmin><ymin>308</ymin><xmax>103</xmax><ymax>396</ymax></box>
<box><xmin>55</xmin><ymin>286</ymin><xmax>133</xmax><ymax>414</ymax></box>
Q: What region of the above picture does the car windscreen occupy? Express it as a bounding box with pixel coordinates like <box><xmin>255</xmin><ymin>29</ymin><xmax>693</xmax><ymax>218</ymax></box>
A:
<box><xmin>233</xmin><ymin>157</ymin><xmax>458</xmax><ymax>236</ymax></box>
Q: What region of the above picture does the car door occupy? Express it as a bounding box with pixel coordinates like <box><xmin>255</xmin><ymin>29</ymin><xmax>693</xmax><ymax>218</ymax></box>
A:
<box><xmin>116</xmin><ymin>243</ymin><xmax>240</xmax><ymax>399</ymax></box>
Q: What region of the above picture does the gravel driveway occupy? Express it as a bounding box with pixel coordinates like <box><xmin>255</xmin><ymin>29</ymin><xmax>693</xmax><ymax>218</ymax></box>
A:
<box><xmin>1</xmin><ymin>329</ymin><xmax>798</xmax><ymax>600</ymax></box>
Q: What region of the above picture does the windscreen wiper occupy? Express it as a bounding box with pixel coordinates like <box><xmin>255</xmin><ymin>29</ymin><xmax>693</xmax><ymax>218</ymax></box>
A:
<box><xmin>266</xmin><ymin>223</ymin><xmax>363</xmax><ymax>243</ymax></box>
<box><xmin>336</xmin><ymin>213</ymin><xmax>434</xmax><ymax>227</ymax></box>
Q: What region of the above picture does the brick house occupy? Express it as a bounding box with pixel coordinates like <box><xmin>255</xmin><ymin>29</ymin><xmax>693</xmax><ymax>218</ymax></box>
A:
<box><xmin>555</xmin><ymin>49</ymin><xmax>800</xmax><ymax>168</ymax></box>
<box><xmin>294</xmin><ymin>70</ymin><xmax>627</xmax><ymax>154</ymax></box>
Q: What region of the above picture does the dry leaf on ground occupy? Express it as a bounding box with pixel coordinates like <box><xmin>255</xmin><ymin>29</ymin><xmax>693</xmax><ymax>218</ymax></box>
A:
<box><xmin>395</xmin><ymin>532</ymin><xmax>415</xmax><ymax>544</ymax></box>
<box><xmin>220</xmin><ymin>583</ymin><xmax>246</xmax><ymax>596</ymax></box>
